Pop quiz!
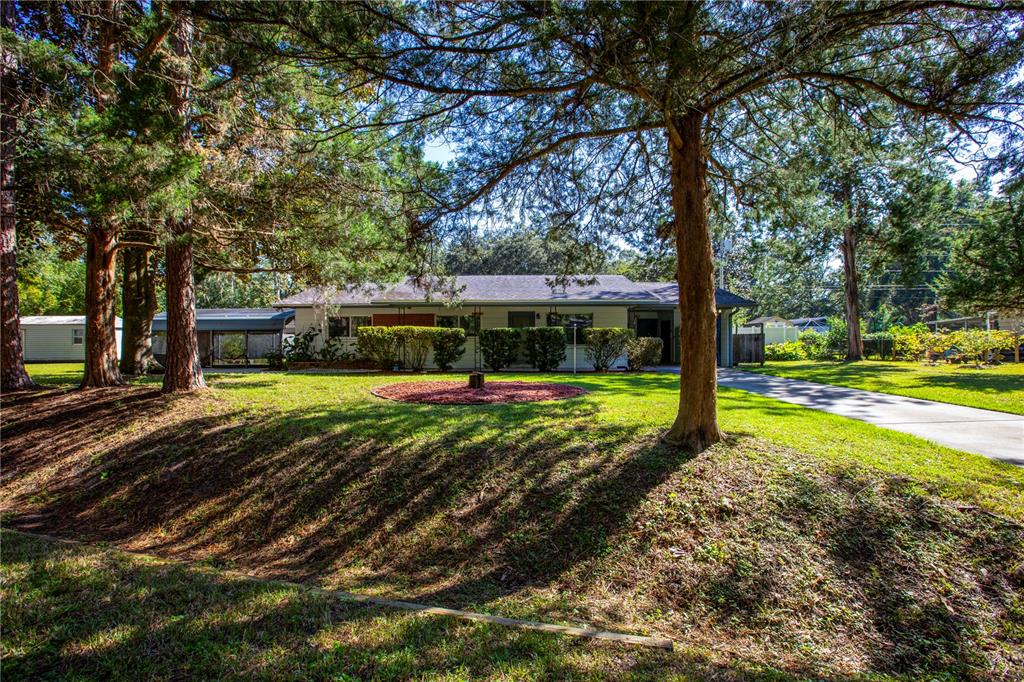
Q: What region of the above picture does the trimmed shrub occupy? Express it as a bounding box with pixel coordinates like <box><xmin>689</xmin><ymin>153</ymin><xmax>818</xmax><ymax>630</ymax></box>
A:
<box><xmin>625</xmin><ymin>336</ymin><xmax>663</xmax><ymax>370</ymax></box>
<box><xmin>584</xmin><ymin>327</ymin><xmax>633</xmax><ymax>371</ymax></box>
<box><xmin>356</xmin><ymin>326</ymin><xmax>401</xmax><ymax>370</ymax></box>
<box><xmin>764</xmin><ymin>340</ymin><xmax>806</xmax><ymax>361</ymax></box>
<box><xmin>890</xmin><ymin>323</ymin><xmax>932</xmax><ymax>361</ymax></box>
<box><xmin>479</xmin><ymin>328</ymin><xmax>522</xmax><ymax>371</ymax></box>
<box><xmin>523</xmin><ymin>327</ymin><xmax>567</xmax><ymax>371</ymax></box>
<box><xmin>430</xmin><ymin>327</ymin><xmax>466</xmax><ymax>371</ymax></box>
<box><xmin>391</xmin><ymin>326</ymin><xmax>434</xmax><ymax>371</ymax></box>
<box><xmin>797</xmin><ymin>330</ymin><xmax>825</xmax><ymax>359</ymax></box>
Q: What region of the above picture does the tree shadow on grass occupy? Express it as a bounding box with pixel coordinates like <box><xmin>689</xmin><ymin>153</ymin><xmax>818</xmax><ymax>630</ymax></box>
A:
<box><xmin>1</xmin><ymin>530</ymin><xmax>898</xmax><ymax>681</ymax></box>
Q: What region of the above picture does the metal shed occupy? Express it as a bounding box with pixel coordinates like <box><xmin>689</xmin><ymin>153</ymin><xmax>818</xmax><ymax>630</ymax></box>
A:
<box><xmin>151</xmin><ymin>308</ymin><xmax>295</xmax><ymax>367</ymax></box>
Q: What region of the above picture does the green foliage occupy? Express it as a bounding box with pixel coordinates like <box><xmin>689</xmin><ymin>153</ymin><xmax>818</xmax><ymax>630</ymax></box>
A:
<box><xmin>479</xmin><ymin>328</ymin><xmax>521</xmax><ymax>371</ymax></box>
<box><xmin>283</xmin><ymin>328</ymin><xmax>320</xmax><ymax>362</ymax></box>
<box><xmin>429</xmin><ymin>327</ymin><xmax>466</xmax><ymax>371</ymax></box>
<box><xmin>318</xmin><ymin>337</ymin><xmax>356</xmax><ymax>363</ymax></box>
<box><xmin>940</xmin><ymin>192</ymin><xmax>1024</xmax><ymax>312</ymax></box>
<box><xmin>625</xmin><ymin>336</ymin><xmax>663</xmax><ymax>370</ymax></box>
<box><xmin>390</xmin><ymin>327</ymin><xmax>434</xmax><ymax>371</ymax></box>
<box><xmin>522</xmin><ymin>327</ymin><xmax>567</xmax><ymax>371</ymax></box>
<box><xmin>797</xmin><ymin>330</ymin><xmax>826</xmax><ymax>360</ymax></box>
<box><xmin>264</xmin><ymin>349</ymin><xmax>286</xmax><ymax>370</ymax></box>
<box><xmin>356</xmin><ymin>327</ymin><xmax>401</xmax><ymax>370</ymax></box>
<box><xmin>15</xmin><ymin>246</ymin><xmax>88</xmax><ymax>316</ymax></box>
<box><xmin>890</xmin><ymin>324</ymin><xmax>933</xmax><ymax>361</ymax></box>
<box><xmin>583</xmin><ymin>328</ymin><xmax>633</xmax><ymax>371</ymax></box>
<box><xmin>765</xmin><ymin>341</ymin><xmax>807</xmax><ymax>361</ymax></box>
<box><xmin>946</xmin><ymin>329</ymin><xmax>1018</xmax><ymax>367</ymax></box>
<box><xmin>196</xmin><ymin>272</ymin><xmax>298</xmax><ymax>309</ymax></box>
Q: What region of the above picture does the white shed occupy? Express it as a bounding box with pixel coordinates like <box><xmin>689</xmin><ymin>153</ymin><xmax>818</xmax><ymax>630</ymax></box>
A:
<box><xmin>19</xmin><ymin>316</ymin><xmax>123</xmax><ymax>362</ymax></box>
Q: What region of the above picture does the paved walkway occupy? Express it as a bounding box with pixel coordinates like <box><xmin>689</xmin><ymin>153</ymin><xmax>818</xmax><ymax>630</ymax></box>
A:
<box><xmin>664</xmin><ymin>368</ymin><xmax>1023</xmax><ymax>463</ymax></box>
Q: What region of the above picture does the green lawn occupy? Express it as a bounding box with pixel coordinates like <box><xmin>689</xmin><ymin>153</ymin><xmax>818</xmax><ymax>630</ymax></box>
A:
<box><xmin>4</xmin><ymin>364</ymin><xmax>1023</xmax><ymax>678</ymax></box>
<box><xmin>741</xmin><ymin>360</ymin><xmax>1024</xmax><ymax>415</ymax></box>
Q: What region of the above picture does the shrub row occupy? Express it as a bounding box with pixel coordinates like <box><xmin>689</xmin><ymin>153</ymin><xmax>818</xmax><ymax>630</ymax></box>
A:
<box><xmin>357</xmin><ymin>326</ymin><xmax>466</xmax><ymax>371</ymax></box>
<box><xmin>480</xmin><ymin>326</ymin><xmax>643</xmax><ymax>371</ymax></box>
<box><xmin>765</xmin><ymin>322</ymin><xmax>1018</xmax><ymax>364</ymax></box>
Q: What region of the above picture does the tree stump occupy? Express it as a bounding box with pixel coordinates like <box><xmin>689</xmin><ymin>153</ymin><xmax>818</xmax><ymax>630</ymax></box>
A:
<box><xmin>468</xmin><ymin>372</ymin><xmax>485</xmax><ymax>389</ymax></box>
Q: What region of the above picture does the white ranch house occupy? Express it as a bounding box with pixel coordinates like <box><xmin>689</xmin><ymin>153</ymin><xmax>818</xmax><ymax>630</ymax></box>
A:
<box><xmin>276</xmin><ymin>275</ymin><xmax>755</xmax><ymax>371</ymax></box>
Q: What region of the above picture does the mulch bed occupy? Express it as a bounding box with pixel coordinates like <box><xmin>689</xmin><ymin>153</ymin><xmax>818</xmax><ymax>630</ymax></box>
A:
<box><xmin>371</xmin><ymin>380</ymin><xmax>587</xmax><ymax>405</ymax></box>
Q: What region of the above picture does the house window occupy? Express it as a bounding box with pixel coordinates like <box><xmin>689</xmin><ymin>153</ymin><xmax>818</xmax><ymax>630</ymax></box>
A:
<box><xmin>328</xmin><ymin>315</ymin><xmax>371</xmax><ymax>338</ymax></box>
<box><xmin>438</xmin><ymin>314</ymin><xmax>480</xmax><ymax>336</ymax></box>
<box><xmin>72</xmin><ymin>328</ymin><xmax>84</xmax><ymax>345</ymax></box>
<box><xmin>553</xmin><ymin>313</ymin><xmax>593</xmax><ymax>344</ymax></box>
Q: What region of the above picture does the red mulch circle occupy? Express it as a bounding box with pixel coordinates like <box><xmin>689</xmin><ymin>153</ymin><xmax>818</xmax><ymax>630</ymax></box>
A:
<box><xmin>372</xmin><ymin>380</ymin><xmax>587</xmax><ymax>405</ymax></box>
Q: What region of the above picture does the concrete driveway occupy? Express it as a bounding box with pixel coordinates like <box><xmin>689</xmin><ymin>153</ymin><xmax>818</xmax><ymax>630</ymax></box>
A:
<box><xmin>664</xmin><ymin>367</ymin><xmax>1023</xmax><ymax>463</ymax></box>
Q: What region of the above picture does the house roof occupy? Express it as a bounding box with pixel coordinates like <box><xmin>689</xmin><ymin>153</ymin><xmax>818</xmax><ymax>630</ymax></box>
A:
<box><xmin>276</xmin><ymin>275</ymin><xmax>757</xmax><ymax>309</ymax></box>
<box><xmin>20</xmin><ymin>315</ymin><xmax>123</xmax><ymax>327</ymax></box>
<box><xmin>743</xmin><ymin>315</ymin><xmax>792</xmax><ymax>326</ymax></box>
<box><xmin>790</xmin><ymin>317</ymin><xmax>828</xmax><ymax>326</ymax></box>
<box><xmin>152</xmin><ymin>308</ymin><xmax>295</xmax><ymax>333</ymax></box>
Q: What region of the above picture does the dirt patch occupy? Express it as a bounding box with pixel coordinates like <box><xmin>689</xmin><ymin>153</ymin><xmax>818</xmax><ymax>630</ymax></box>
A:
<box><xmin>371</xmin><ymin>380</ymin><xmax>587</xmax><ymax>404</ymax></box>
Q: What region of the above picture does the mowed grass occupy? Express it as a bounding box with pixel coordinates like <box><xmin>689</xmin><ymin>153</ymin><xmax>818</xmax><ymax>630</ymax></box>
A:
<box><xmin>742</xmin><ymin>360</ymin><xmax>1024</xmax><ymax>415</ymax></box>
<box><xmin>1</xmin><ymin>530</ymin><xmax>736</xmax><ymax>681</ymax></box>
<box><xmin>4</xmin><ymin>364</ymin><xmax>1024</xmax><ymax>678</ymax></box>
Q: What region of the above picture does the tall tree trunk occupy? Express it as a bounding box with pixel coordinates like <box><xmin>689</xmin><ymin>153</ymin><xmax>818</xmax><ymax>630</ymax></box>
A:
<box><xmin>119</xmin><ymin>243</ymin><xmax>158</xmax><ymax>375</ymax></box>
<box><xmin>162</xmin><ymin>5</ymin><xmax>204</xmax><ymax>393</ymax></box>
<box><xmin>664</xmin><ymin>112</ymin><xmax>722</xmax><ymax>452</ymax></box>
<box><xmin>840</xmin><ymin>225</ymin><xmax>864</xmax><ymax>362</ymax></box>
<box><xmin>1</xmin><ymin>0</ymin><xmax>37</xmax><ymax>392</ymax></box>
<box><xmin>80</xmin><ymin>0</ymin><xmax>124</xmax><ymax>387</ymax></box>
<box><xmin>81</xmin><ymin>225</ymin><xmax>123</xmax><ymax>387</ymax></box>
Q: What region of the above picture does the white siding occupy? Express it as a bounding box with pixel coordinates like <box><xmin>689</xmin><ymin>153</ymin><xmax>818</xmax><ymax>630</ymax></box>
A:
<box><xmin>290</xmin><ymin>304</ymin><xmax>631</xmax><ymax>371</ymax></box>
<box><xmin>22</xmin><ymin>325</ymin><xmax>123</xmax><ymax>362</ymax></box>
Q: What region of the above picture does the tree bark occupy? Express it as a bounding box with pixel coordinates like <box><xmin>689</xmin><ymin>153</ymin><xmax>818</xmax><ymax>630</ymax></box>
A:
<box><xmin>119</xmin><ymin>243</ymin><xmax>159</xmax><ymax>375</ymax></box>
<box><xmin>81</xmin><ymin>226</ymin><xmax>123</xmax><ymax>387</ymax></box>
<box><xmin>80</xmin><ymin>0</ymin><xmax>125</xmax><ymax>388</ymax></box>
<box><xmin>664</xmin><ymin>112</ymin><xmax>722</xmax><ymax>452</ymax></box>
<box><xmin>840</xmin><ymin>224</ymin><xmax>864</xmax><ymax>362</ymax></box>
<box><xmin>162</xmin><ymin>5</ymin><xmax>205</xmax><ymax>393</ymax></box>
<box><xmin>1</xmin><ymin>0</ymin><xmax>38</xmax><ymax>392</ymax></box>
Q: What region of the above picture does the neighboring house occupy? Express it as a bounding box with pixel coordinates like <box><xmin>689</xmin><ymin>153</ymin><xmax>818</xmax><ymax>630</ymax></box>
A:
<box><xmin>736</xmin><ymin>316</ymin><xmax>799</xmax><ymax>345</ymax></box>
<box><xmin>275</xmin><ymin>275</ymin><xmax>756</xmax><ymax>370</ymax></box>
<box><xmin>19</xmin><ymin>315</ymin><xmax>122</xmax><ymax>362</ymax></box>
<box><xmin>790</xmin><ymin>317</ymin><xmax>830</xmax><ymax>334</ymax></box>
<box><xmin>151</xmin><ymin>308</ymin><xmax>295</xmax><ymax>368</ymax></box>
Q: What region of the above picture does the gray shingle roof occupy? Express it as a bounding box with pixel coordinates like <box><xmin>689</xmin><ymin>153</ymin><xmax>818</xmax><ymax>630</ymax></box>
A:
<box><xmin>276</xmin><ymin>275</ymin><xmax>756</xmax><ymax>308</ymax></box>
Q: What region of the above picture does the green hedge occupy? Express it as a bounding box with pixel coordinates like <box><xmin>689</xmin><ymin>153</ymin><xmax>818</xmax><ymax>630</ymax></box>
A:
<box><xmin>479</xmin><ymin>328</ymin><xmax>521</xmax><ymax>371</ymax></box>
<box><xmin>584</xmin><ymin>328</ymin><xmax>633</xmax><ymax>371</ymax></box>
<box><xmin>356</xmin><ymin>327</ymin><xmax>401</xmax><ymax>370</ymax></box>
<box><xmin>523</xmin><ymin>327</ymin><xmax>566</xmax><ymax>371</ymax></box>
<box><xmin>430</xmin><ymin>327</ymin><xmax>466</xmax><ymax>371</ymax></box>
<box><xmin>625</xmin><ymin>336</ymin><xmax>662</xmax><ymax>370</ymax></box>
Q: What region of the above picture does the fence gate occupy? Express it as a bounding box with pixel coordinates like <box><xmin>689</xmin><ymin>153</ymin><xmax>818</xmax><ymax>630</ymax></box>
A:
<box><xmin>733</xmin><ymin>333</ymin><xmax>764</xmax><ymax>365</ymax></box>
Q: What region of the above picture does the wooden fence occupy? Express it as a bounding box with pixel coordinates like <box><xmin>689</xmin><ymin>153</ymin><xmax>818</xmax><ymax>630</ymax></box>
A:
<box><xmin>733</xmin><ymin>332</ymin><xmax>764</xmax><ymax>365</ymax></box>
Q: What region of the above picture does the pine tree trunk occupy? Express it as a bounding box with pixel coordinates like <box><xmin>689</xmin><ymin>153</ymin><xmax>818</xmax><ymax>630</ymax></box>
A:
<box><xmin>0</xmin><ymin>0</ymin><xmax>37</xmax><ymax>392</ymax></box>
<box><xmin>664</xmin><ymin>112</ymin><xmax>722</xmax><ymax>452</ymax></box>
<box><xmin>81</xmin><ymin>225</ymin><xmax>123</xmax><ymax>387</ymax></box>
<box><xmin>119</xmin><ymin>244</ymin><xmax>158</xmax><ymax>375</ymax></box>
<box><xmin>840</xmin><ymin>223</ymin><xmax>864</xmax><ymax>361</ymax></box>
<box><xmin>79</xmin><ymin>0</ymin><xmax>124</xmax><ymax>388</ymax></box>
<box><xmin>161</xmin><ymin>5</ymin><xmax>204</xmax><ymax>393</ymax></box>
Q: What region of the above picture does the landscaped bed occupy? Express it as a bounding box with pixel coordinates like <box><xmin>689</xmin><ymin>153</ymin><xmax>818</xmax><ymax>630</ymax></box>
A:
<box><xmin>4</xmin><ymin>365</ymin><xmax>1024</xmax><ymax>678</ymax></box>
<box><xmin>372</xmin><ymin>379</ymin><xmax>586</xmax><ymax>404</ymax></box>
